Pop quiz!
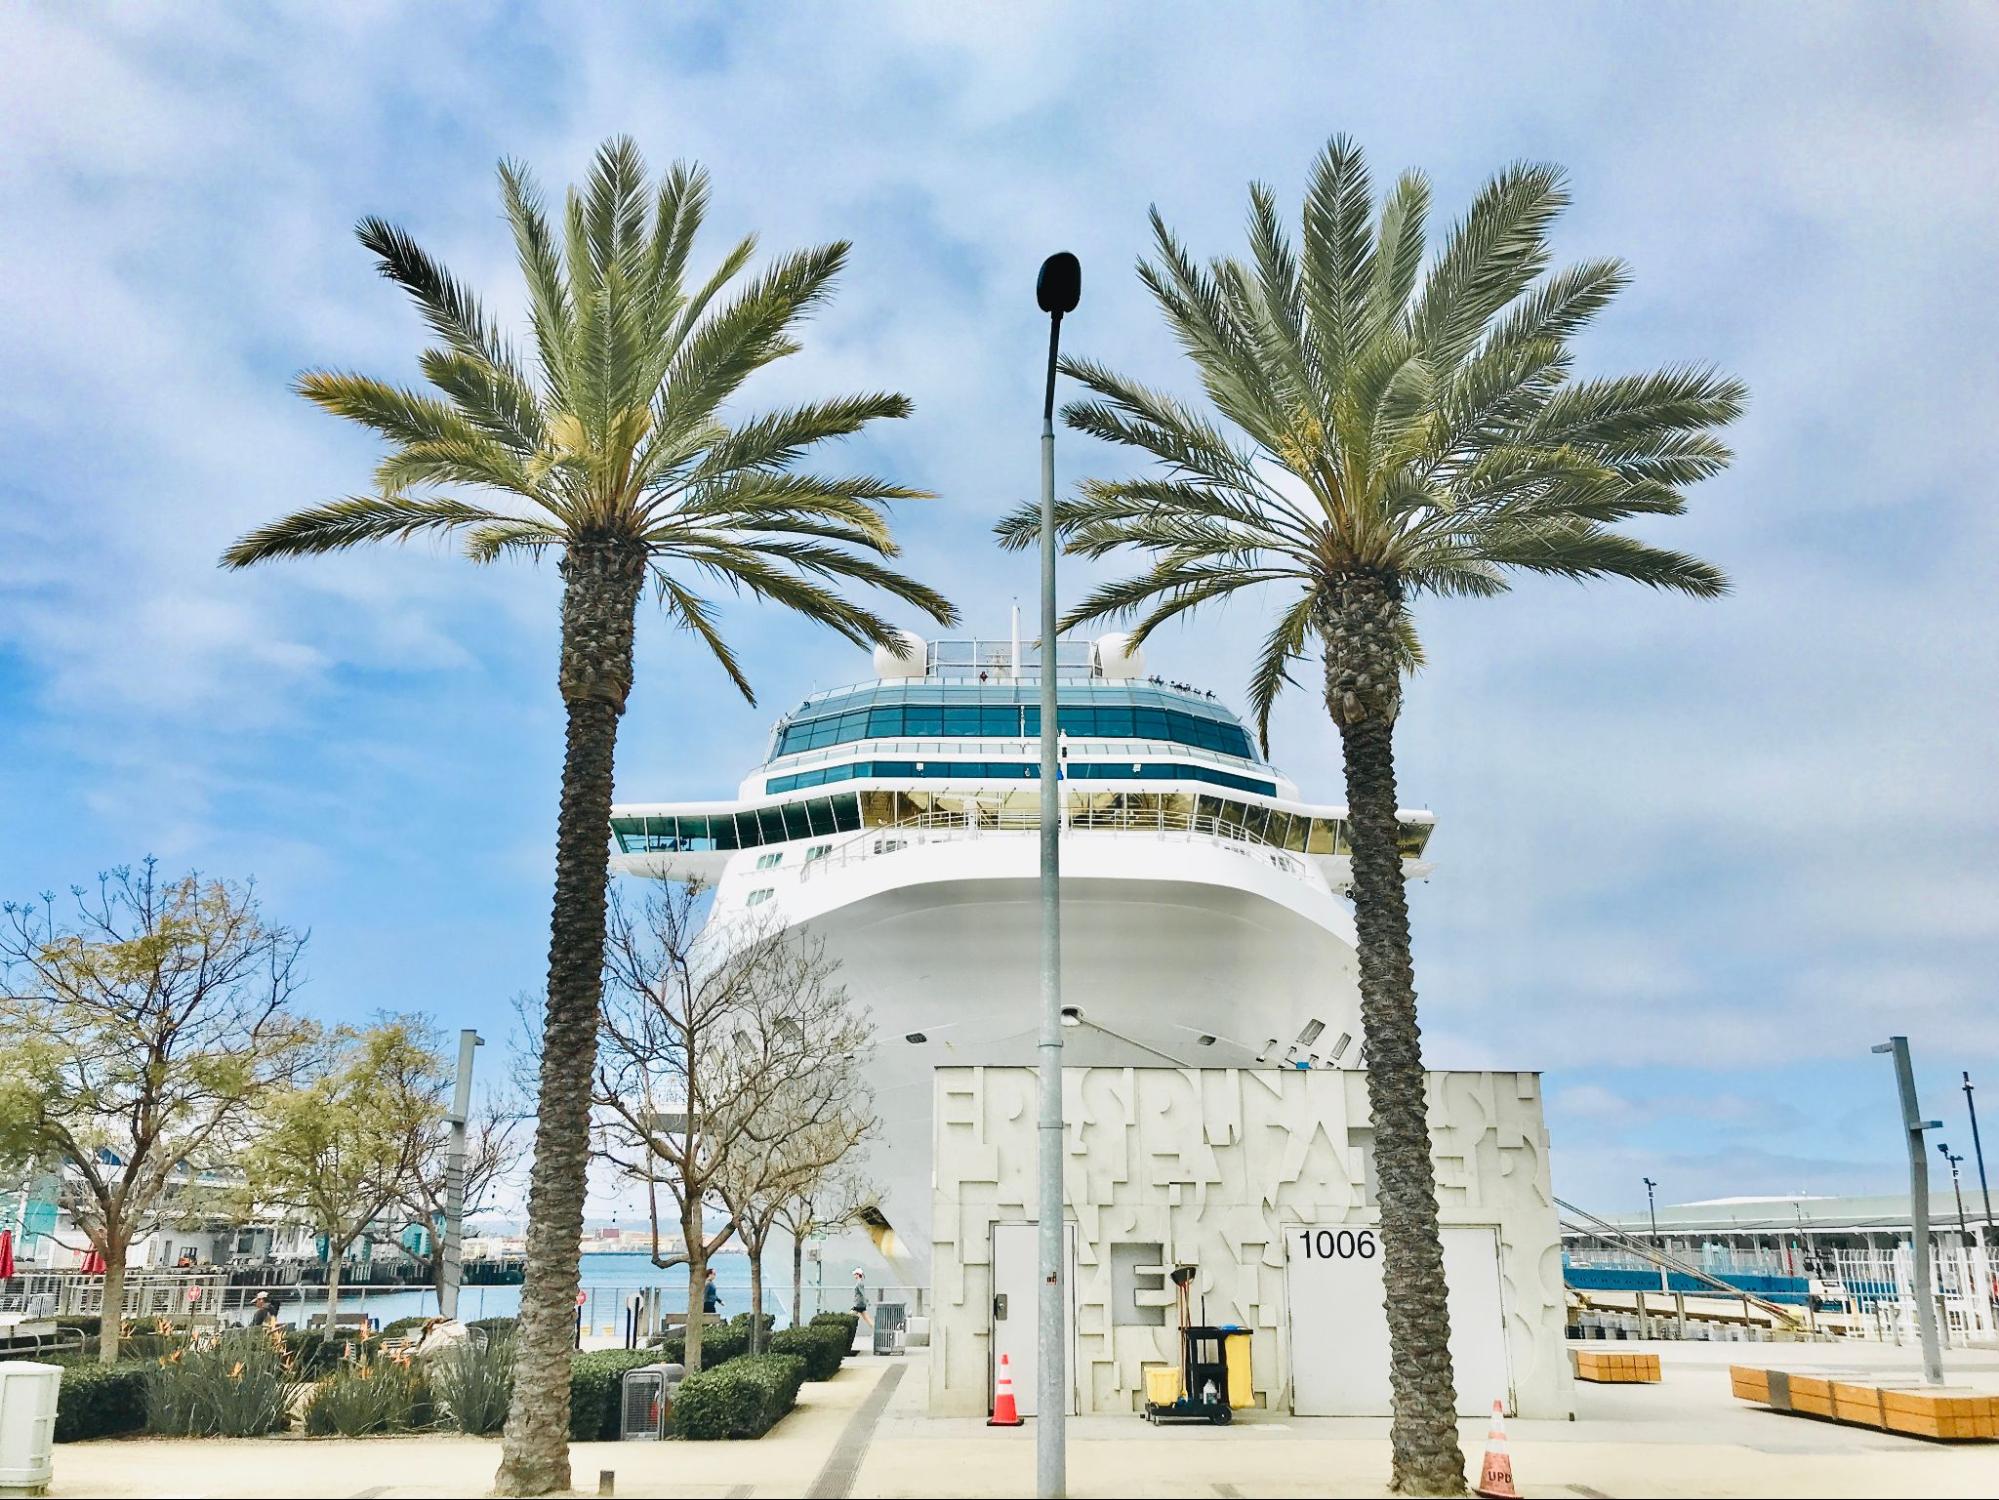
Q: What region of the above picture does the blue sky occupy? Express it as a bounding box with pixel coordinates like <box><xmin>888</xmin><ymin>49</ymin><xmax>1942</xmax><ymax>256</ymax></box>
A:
<box><xmin>4</xmin><ymin>3</ymin><xmax>1997</xmax><ymax>1220</ymax></box>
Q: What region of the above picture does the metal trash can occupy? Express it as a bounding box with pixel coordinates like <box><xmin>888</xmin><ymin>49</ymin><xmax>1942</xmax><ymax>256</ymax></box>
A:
<box><xmin>872</xmin><ymin>1302</ymin><xmax>907</xmax><ymax>1356</ymax></box>
<box><xmin>0</xmin><ymin>1361</ymin><xmax>60</xmax><ymax>1497</ymax></box>
<box><xmin>618</xmin><ymin>1363</ymin><xmax>682</xmax><ymax>1440</ymax></box>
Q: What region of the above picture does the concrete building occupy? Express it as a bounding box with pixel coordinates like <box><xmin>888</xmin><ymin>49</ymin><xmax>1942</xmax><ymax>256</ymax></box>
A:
<box><xmin>928</xmin><ymin>1065</ymin><xmax>1571</xmax><ymax>1419</ymax></box>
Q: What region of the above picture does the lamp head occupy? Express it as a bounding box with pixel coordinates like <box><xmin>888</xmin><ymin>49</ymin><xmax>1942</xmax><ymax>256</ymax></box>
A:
<box><xmin>1037</xmin><ymin>252</ymin><xmax>1081</xmax><ymax>315</ymax></box>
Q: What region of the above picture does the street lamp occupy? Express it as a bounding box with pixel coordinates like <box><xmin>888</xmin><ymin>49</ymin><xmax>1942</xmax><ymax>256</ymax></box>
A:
<box><xmin>1872</xmin><ymin>1037</ymin><xmax>1944</xmax><ymax>1385</ymax></box>
<box><xmin>1964</xmin><ymin>1072</ymin><xmax>1996</xmax><ymax>1249</ymax></box>
<box><xmin>1033</xmin><ymin>249</ymin><xmax>1079</xmax><ymax>1500</ymax></box>
<box><xmin>1642</xmin><ymin>1177</ymin><xmax>1660</xmax><ymax>1243</ymax></box>
<box><xmin>1937</xmin><ymin>1142</ymin><xmax>1969</xmax><ymax>1245</ymax></box>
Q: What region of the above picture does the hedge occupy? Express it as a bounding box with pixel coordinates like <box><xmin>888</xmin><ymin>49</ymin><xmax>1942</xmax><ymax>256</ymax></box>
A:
<box><xmin>53</xmin><ymin>1360</ymin><xmax>151</xmax><ymax>1442</ymax></box>
<box><xmin>810</xmin><ymin>1312</ymin><xmax>860</xmax><ymax>1350</ymax></box>
<box><xmin>768</xmin><ymin>1323</ymin><xmax>848</xmax><ymax>1382</ymax></box>
<box><xmin>569</xmin><ymin>1350</ymin><xmax>660</xmax><ymax>1440</ymax></box>
<box><xmin>671</xmin><ymin>1352</ymin><xmax>807</xmax><ymax>1440</ymax></box>
<box><xmin>658</xmin><ymin>1321</ymin><xmax>751</xmax><ymax>1371</ymax></box>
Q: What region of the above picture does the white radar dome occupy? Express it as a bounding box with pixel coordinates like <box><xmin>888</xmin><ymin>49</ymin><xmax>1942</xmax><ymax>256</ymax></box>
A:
<box><xmin>872</xmin><ymin>629</ymin><xmax>928</xmax><ymax>680</ymax></box>
<box><xmin>1095</xmin><ymin>632</ymin><xmax>1145</xmax><ymax>680</ymax></box>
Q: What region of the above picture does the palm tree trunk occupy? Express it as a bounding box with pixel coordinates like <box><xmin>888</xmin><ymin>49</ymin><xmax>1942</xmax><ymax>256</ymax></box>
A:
<box><xmin>496</xmin><ymin>539</ymin><xmax>646</xmax><ymax>1498</ymax></box>
<box><xmin>1324</xmin><ymin>577</ymin><xmax>1466</xmax><ymax>1497</ymax></box>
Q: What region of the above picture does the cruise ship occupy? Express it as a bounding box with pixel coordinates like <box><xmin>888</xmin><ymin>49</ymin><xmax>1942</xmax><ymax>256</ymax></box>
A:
<box><xmin>610</xmin><ymin>629</ymin><xmax>1435</xmax><ymax>1293</ymax></box>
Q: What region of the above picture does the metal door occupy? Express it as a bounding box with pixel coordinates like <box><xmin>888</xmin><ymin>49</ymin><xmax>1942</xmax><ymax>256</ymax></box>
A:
<box><xmin>990</xmin><ymin>1221</ymin><xmax>1078</xmax><ymax>1416</ymax></box>
<box><xmin>1285</xmin><ymin>1222</ymin><xmax>1513</xmax><ymax>1416</ymax></box>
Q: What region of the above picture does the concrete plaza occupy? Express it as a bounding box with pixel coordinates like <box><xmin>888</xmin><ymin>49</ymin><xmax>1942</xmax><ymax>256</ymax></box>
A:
<box><xmin>40</xmin><ymin>1338</ymin><xmax>1999</xmax><ymax>1498</ymax></box>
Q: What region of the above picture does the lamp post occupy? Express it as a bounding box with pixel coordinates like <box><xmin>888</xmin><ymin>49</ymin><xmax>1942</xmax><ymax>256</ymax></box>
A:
<box><xmin>1034</xmin><ymin>249</ymin><xmax>1079</xmax><ymax>1500</ymax></box>
<box><xmin>1965</xmin><ymin>1072</ymin><xmax>1995</xmax><ymax>1250</ymax></box>
<box><xmin>1873</xmin><ymin>1037</ymin><xmax>1943</xmax><ymax>1385</ymax></box>
<box><xmin>1938</xmin><ymin>1143</ymin><xmax>1968</xmax><ymax>1245</ymax></box>
<box><xmin>1642</xmin><ymin>1177</ymin><xmax>1667</xmax><ymax>1296</ymax></box>
<box><xmin>438</xmin><ymin>1028</ymin><xmax>483</xmax><ymax>1321</ymax></box>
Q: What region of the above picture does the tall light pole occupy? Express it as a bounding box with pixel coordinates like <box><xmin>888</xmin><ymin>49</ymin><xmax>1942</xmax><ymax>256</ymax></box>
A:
<box><xmin>1937</xmin><ymin>1143</ymin><xmax>1968</xmax><ymax>1245</ymax></box>
<box><xmin>438</xmin><ymin>1028</ymin><xmax>484</xmax><ymax>1321</ymax></box>
<box><xmin>1033</xmin><ymin>249</ymin><xmax>1079</xmax><ymax>1500</ymax></box>
<box><xmin>1642</xmin><ymin>1177</ymin><xmax>1668</xmax><ymax>1297</ymax></box>
<box><xmin>1964</xmin><ymin>1072</ymin><xmax>1995</xmax><ymax>1249</ymax></box>
<box><xmin>1873</xmin><ymin>1037</ymin><xmax>1943</xmax><ymax>1385</ymax></box>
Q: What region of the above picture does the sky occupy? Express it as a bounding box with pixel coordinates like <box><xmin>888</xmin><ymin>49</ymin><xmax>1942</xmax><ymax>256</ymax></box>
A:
<box><xmin>3</xmin><ymin>2</ymin><xmax>1997</xmax><ymax>1222</ymax></box>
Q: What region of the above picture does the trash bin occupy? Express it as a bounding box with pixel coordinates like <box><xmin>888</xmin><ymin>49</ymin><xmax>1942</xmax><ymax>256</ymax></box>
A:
<box><xmin>1220</xmin><ymin>1326</ymin><xmax>1253</xmax><ymax>1409</ymax></box>
<box><xmin>0</xmin><ymin>1360</ymin><xmax>60</xmax><ymax>1496</ymax></box>
<box><xmin>1144</xmin><ymin>1364</ymin><xmax>1182</xmax><ymax>1407</ymax></box>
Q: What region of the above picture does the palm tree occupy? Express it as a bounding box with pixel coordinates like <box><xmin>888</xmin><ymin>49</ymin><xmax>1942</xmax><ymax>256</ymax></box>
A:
<box><xmin>998</xmin><ymin>137</ymin><xmax>1741</xmax><ymax>1495</ymax></box>
<box><xmin>225</xmin><ymin>137</ymin><xmax>955</xmax><ymax>1496</ymax></box>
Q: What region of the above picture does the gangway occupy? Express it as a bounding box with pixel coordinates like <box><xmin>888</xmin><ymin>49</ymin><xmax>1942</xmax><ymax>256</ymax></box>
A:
<box><xmin>1556</xmin><ymin>1196</ymin><xmax>1806</xmax><ymax>1332</ymax></box>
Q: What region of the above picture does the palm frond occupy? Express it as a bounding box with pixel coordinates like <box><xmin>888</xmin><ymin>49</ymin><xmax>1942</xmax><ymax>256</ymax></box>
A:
<box><xmin>652</xmin><ymin>570</ymin><xmax>756</xmax><ymax>703</ymax></box>
<box><xmin>1247</xmin><ymin>590</ymin><xmax>1317</xmax><ymax>755</ymax></box>
<box><xmin>221</xmin><ymin>496</ymin><xmax>506</xmax><ymax>566</ymax></box>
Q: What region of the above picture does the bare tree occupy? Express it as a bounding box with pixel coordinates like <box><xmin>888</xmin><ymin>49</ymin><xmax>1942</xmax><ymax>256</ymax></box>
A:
<box><xmin>0</xmin><ymin>861</ymin><xmax>313</xmax><ymax>1362</ymax></box>
<box><xmin>397</xmin><ymin>1091</ymin><xmax>521</xmax><ymax>1305</ymax></box>
<box><xmin>716</xmin><ymin>1059</ymin><xmax>875</xmax><ymax>1352</ymax></box>
<box><xmin>775</xmin><ymin>1161</ymin><xmax>879</xmax><ymax>1331</ymax></box>
<box><xmin>589</xmin><ymin>879</ymin><xmax>873</xmax><ymax>1371</ymax></box>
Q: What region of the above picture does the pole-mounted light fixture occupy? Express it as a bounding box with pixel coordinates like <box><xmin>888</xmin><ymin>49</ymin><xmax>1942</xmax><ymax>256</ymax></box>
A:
<box><xmin>1033</xmin><ymin>249</ymin><xmax>1078</xmax><ymax>1500</ymax></box>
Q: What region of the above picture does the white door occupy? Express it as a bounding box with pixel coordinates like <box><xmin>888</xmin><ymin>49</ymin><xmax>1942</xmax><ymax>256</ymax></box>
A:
<box><xmin>1286</xmin><ymin>1223</ymin><xmax>1512</xmax><ymax>1416</ymax></box>
<box><xmin>990</xmin><ymin>1222</ymin><xmax>1078</xmax><ymax>1416</ymax></box>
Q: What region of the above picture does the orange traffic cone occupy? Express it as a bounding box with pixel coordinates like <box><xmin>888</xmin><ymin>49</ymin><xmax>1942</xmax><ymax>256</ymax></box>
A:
<box><xmin>1475</xmin><ymin>1398</ymin><xmax>1518</xmax><ymax>1499</ymax></box>
<box><xmin>988</xmin><ymin>1352</ymin><xmax>1024</xmax><ymax>1426</ymax></box>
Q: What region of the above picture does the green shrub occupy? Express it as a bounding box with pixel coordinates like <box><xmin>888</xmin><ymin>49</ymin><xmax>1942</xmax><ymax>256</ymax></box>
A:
<box><xmin>434</xmin><ymin>1332</ymin><xmax>514</xmax><ymax>1435</ymax></box>
<box><xmin>768</xmin><ymin>1323</ymin><xmax>847</xmax><ymax>1381</ymax></box>
<box><xmin>672</xmin><ymin>1352</ymin><xmax>807</xmax><ymax>1440</ymax></box>
<box><xmin>146</xmin><ymin>1329</ymin><xmax>299</xmax><ymax>1436</ymax></box>
<box><xmin>379</xmin><ymin>1315</ymin><xmax>431</xmax><ymax>1340</ymax></box>
<box><xmin>661</xmin><ymin>1319</ymin><xmax>755</xmax><ymax>1371</ymax></box>
<box><xmin>53</xmin><ymin>1361</ymin><xmax>151</xmax><ymax>1442</ymax></box>
<box><xmin>303</xmin><ymin>1355</ymin><xmax>433</xmax><ymax>1436</ymax></box>
<box><xmin>568</xmin><ymin>1350</ymin><xmax>659</xmax><ymax>1441</ymax></box>
<box><xmin>467</xmin><ymin>1316</ymin><xmax>517</xmax><ymax>1339</ymax></box>
<box><xmin>809</xmin><ymin>1312</ymin><xmax>860</xmax><ymax>1351</ymax></box>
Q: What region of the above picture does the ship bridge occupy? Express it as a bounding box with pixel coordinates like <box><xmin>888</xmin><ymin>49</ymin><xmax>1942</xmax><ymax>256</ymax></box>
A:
<box><xmin>611</xmin><ymin>630</ymin><xmax>1434</xmax><ymax>891</ymax></box>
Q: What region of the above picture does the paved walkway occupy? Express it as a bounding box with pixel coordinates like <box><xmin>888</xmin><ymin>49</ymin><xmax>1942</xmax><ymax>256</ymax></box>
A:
<box><xmin>42</xmin><ymin>1340</ymin><xmax>1999</xmax><ymax>1497</ymax></box>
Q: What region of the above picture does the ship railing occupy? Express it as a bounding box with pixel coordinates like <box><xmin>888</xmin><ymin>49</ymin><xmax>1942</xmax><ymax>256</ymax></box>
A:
<box><xmin>795</xmin><ymin>806</ymin><xmax>1314</xmax><ymax>882</ymax></box>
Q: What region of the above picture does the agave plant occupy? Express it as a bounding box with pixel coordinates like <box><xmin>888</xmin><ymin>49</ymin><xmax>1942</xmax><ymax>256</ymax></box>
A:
<box><xmin>223</xmin><ymin>137</ymin><xmax>953</xmax><ymax>1494</ymax></box>
<box><xmin>432</xmin><ymin>1331</ymin><xmax>515</xmax><ymax>1436</ymax></box>
<box><xmin>1000</xmin><ymin>136</ymin><xmax>1742</xmax><ymax>1494</ymax></box>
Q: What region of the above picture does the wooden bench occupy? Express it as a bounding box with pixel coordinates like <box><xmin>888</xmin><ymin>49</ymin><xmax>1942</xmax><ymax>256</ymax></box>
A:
<box><xmin>1571</xmin><ymin>1349</ymin><xmax>1660</xmax><ymax>1384</ymax></box>
<box><xmin>1731</xmin><ymin>1365</ymin><xmax>1998</xmax><ymax>1440</ymax></box>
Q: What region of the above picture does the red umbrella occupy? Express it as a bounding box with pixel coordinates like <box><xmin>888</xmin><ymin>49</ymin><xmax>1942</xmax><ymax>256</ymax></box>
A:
<box><xmin>0</xmin><ymin>1229</ymin><xmax>15</xmax><ymax>1281</ymax></box>
<box><xmin>80</xmin><ymin>1247</ymin><xmax>106</xmax><ymax>1275</ymax></box>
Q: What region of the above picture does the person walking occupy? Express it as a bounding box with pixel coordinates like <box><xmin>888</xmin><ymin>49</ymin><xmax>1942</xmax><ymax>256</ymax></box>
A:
<box><xmin>701</xmin><ymin>1268</ymin><xmax>722</xmax><ymax>1320</ymax></box>
<box><xmin>851</xmin><ymin>1268</ymin><xmax>872</xmax><ymax>1332</ymax></box>
<box><xmin>247</xmin><ymin>1292</ymin><xmax>276</xmax><ymax>1328</ymax></box>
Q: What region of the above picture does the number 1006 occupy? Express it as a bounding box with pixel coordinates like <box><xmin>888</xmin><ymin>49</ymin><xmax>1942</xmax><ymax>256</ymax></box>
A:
<box><xmin>1299</xmin><ymin>1228</ymin><xmax>1377</xmax><ymax>1260</ymax></box>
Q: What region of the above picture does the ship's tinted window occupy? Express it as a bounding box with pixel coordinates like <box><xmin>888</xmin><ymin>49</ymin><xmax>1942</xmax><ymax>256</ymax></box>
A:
<box><xmin>782</xmin><ymin>802</ymin><xmax>813</xmax><ymax>840</ymax></box>
<box><xmin>776</xmin><ymin>691</ymin><xmax>1254</xmax><ymax>761</ymax></box>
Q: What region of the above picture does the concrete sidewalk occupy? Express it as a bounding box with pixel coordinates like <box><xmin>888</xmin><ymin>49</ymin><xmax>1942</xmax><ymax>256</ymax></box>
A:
<box><xmin>42</xmin><ymin>1340</ymin><xmax>1999</xmax><ymax>1497</ymax></box>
